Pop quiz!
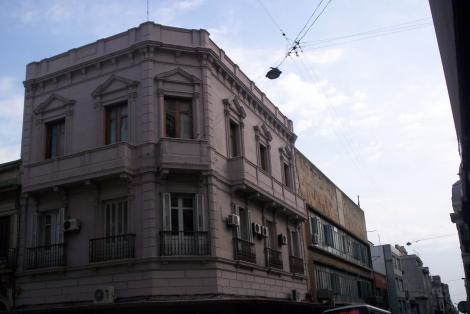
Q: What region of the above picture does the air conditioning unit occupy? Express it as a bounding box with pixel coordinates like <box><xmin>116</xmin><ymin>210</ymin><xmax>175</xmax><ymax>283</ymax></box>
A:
<box><xmin>252</xmin><ymin>223</ymin><xmax>262</xmax><ymax>235</ymax></box>
<box><xmin>227</xmin><ymin>214</ymin><xmax>240</xmax><ymax>227</ymax></box>
<box><xmin>63</xmin><ymin>218</ymin><xmax>81</xmax><ymax>232</ymax></box>
<box><xmin>278</xmin><ymin>234</ymin><xmax>288</xmax><ymax>245</ymax></box>
<box><xmin>261</xmin><ymin>226</ymin><xmax>268</xmax><ymax>238</ymax></box>
<box><xmin>312</xmin><ymin>234</ymin><xmax>320</xmax><ymax>245</ymax></box>
<box><xmin>93</xmin><ymin>286</ymin><xmax>115</xmax><ymax>304</ymax></box>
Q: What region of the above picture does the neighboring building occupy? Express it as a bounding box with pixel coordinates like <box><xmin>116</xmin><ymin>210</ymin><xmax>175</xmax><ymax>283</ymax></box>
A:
<box><xmin>401</xmin><ymin>254</ymin><xmax>433</xmax><ymax>314</ymax></box>
<box><xmin>431</xmin><ymin>276</ymin><xmax>456</xmax><ymax>314</ymax></box>
<box><xmin>429</xmin><ymin>0</ymin><xmax>470</xmax><ymax>302</ymax></box>
<box><xmin>15</xmin><ymin>22</ymin><xmax>308</xmax><ymax>312</ymax></box>
<box><xmin>371</xmin><ymin>244</ymin><xmax>408</xmax><ymax>314</ymax></box>
<box><xmin>296</xmin><ymin>151</ymin><xmax>374</xmax><ymax>305</ymax></box>
<box><xmin>372</xmin><ymin>271</ymin><xmax>389</xmax><ymax>310</ymax></box>
<box><xmin>0</xmin><ymin>160</ymin><xmax>21</xmax><ymax>311</ymax></box>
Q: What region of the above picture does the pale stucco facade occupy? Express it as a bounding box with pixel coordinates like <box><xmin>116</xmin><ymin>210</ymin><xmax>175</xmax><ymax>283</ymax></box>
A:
<box><xmin>16</xmin><ymin>22</ymin><xmax>307</xmax><ymax>310</ymax></box>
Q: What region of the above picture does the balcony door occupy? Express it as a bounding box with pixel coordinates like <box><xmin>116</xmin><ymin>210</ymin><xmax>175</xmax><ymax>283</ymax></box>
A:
<box><xmin>169</xmin><ymin>195</ymin><xmax>195</xmax><ymax>255</ymax></box>
<box><xmin>0</xmin><ymin>216</ymin><xmax>9</xmax><ymax>262</ymax></box>
<box><xmin>161</xmin><ymin>193</ymin><xmax>207</xmax><ymax>256</ymax></box>
<box><xmin>103</xmin><ymin>199</ymin><xmax>129</xmax><ymax>259</ymax></box>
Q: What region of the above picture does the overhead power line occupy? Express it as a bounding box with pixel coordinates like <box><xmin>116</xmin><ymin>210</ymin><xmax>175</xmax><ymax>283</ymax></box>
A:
<box><xmin>293</xmin><ymin>0</ymin><xmax>325</xmax><ymax>43</ymax></box>
<box><xmin>301</xmin><ymin>20</ymin><xmax>432</xmax><ymax>50</ymax></box>
<box><xmin>297</xmin><ymin>0</ymin><xmax>333</xmax><ymax>42</ymax></box>
<box><xmin>256</xmin><ymin>0</ymin><xmax>288</xmax><ymax>39</ymax></box>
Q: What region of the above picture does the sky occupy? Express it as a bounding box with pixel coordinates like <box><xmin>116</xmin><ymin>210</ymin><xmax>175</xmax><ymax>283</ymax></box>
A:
<box><xmin>0</xmin><ymin>0</ymin><xmax>464</xmax><ymax>304</ymax></box>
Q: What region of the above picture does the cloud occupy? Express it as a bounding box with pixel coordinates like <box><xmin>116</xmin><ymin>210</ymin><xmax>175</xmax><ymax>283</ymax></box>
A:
<box><xmin>0</xmin><ymin>146</ymin><xmax>20</xmax><ymax>163</ymax></box>
<box><xmin>155</xmin><ymin>0</ymin><xmax>205</xmax><ymax>24</ymax></box>
<box><xmin>0</xmin><ymin>76</ymin><xmax>23</xmax><ymax>161</ymax></box>
<box><xmin>301</xmin><ymin>48</ymin><xmax>343</xmax><ymax>65</ymax></box>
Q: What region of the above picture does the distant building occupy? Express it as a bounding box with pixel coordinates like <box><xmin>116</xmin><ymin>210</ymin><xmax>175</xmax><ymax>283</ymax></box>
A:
<box><xmin>431</xmin><ymin>276</ymin><xmax>456</xmax><ymax>314</ymax></box>
<box><xmin>0</xmin><ymin>160</ymin><xmax>20</xmax><ymax>311</ymax></box>
<box><xmin>296</xmin><ymin>151</ymin><xmax>374</xmax><ymax>305</ymax></box>
<box><xmin>371</xmin><ymin>244</ymin><xmax>407</xmax><ymax>314</ymax></box>
<box><xmin>400</xmin><ymin>254</ymin><xmax>433</xmax><ymax>314</ymax></box>
<box><xmin>372</xmin><ymin>271</ymin><xmax>389</xmax><ymax>310</ymax></box>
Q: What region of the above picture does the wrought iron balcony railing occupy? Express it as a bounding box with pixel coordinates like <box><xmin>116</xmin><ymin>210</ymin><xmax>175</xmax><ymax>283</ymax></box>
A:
<box><xmin>265</xmin><ymin>248</ymin><xmax>283</xmax><ymax>269</ymax></box>
<box><xmin>26</xmin><ymin>244</ymin><xmax>65</xmax><ymax>269</ymax></box>
<box><xmin>0</xmin><ymin>248</ymin><xmax>16</xmax><ymax>269</ymax></box>
<box><xmin>234</xmin><ymin>238</ymin><xmax>256</xmax><ymax>264</ymax></box>
<box><xmin>289</xmin><ymin>255</ymin><xmax>304</xmax><ymax>274</ymax></box>
<box><xmin>89</xmin><ymin>234</ymin><xmax>135</xmax><ymax>263</ymax></box>
<box><xmin>160</xmin><ymin>231</ymin><xmax>209</xmax><ymax>256</ymax></box>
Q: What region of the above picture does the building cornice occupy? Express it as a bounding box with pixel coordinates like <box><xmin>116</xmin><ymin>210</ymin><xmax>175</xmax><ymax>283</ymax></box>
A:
<box><xmin>23</xmin><ymin>41</ymin><xmax>296</xmax><ymax>144</ymax></box>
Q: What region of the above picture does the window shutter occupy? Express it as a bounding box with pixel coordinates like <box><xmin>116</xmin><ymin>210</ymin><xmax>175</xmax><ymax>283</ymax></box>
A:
<box><xmin>287</xmin><ymin>229</ymin><xmax>293</xmax><ymax>256</ymax></box>
<box><xmin>247</xmin><ymin>207</ymin><xmax>253</xmax><ymax>242</ymax></box>
<box><xmin>31</xmin><ymin>212</ymin><xmax>38</xmax><ymax>247</ymax></box>
<box><xmin>195</xmin><ymin>194</ymin><xmax>205</xmax><ymax>231</ymax></box>
<box><xmin>58</xmin><ymin>208</ymin><xmax>65</xmax><ymax>243</ymax></box>
<box><xmin>162</xmin><ymin>193</ymin><xmax>171</xmax><ymax>231</ymax></box>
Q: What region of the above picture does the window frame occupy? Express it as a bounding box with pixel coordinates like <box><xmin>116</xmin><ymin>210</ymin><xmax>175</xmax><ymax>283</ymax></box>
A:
<box><xmin>105</xmin><ymin>101</ymin><xmax>129</xmax><ymax>145</ymax></box>
<box><xmin>45</xmin><ymin>119</ymin><xmax>65</xmax><ymax>159</ymax></box>
<box><xmin>164</xmin><ymin>97</ymin><xmax>194</xmax><ymax>139</ymax></box>
<box><xmin>254</xmin><ymin>124</ymin><xmax>272</xmax><ymax>175</ymax></box>
<box><xmin>103</xmin><ymin>198</ymin><xmax>128</xmax><ymax>238</ymax></box>
<box><xmin>223</xmin><ymin>98</ymin><xmax>246</xmax><ymax>158</ymax></box>
<box><xmin>228</xmin><ymin>119</ymin><xmax>241</xmax><ymax>158</ymax></box>
<box><xmin>259</xmin><ymin>142</ymin><xmax>270</xmax><ymax>172</ymax></box>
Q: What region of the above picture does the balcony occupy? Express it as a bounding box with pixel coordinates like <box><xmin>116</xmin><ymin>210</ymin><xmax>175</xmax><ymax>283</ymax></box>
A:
<box><xmin>0</xmin><ymin>248</ymin><xmax>16</xmax><ymax>270</ymax></box>
<box><xmin>23</xmin><ymin>143</ymin><xmax>137</xmax><ymax>192</ymax></box>
<box><xmin>227</xmin><ymin>157</ymin><xmax>304</xmax><ymax>217</ymax></box>
<box><xmin>265</xmin><ymin>248</ymin><xmax>283</xmax><ymax>269</ymax></box>
<box><xmin>289</xmin><ymin>256</ymin><xmax>304</xmax><ymax>274</ymax></box>
<box><xmin>160</xmin><ymin>231</ymin><xmax>209</xmax><ymax>256</ymax></box>
<box><xmin>234</xmin><ymin>238</ymin><xmax>256</xmax><ymax>264</ymax></box>
<box><xmin>89</xmin><ymin>234</ymin><xmax>135</xmax><ymax>263</ymax></box>
<box><xmin>157</xmin><ymin>138</ymin><xmax>209</xmax><ymax>171</ymax></box>
<box><xmin>25</xmin><ymin>244</ymin><xmax>65</xmax><ymax>269</ymax></box>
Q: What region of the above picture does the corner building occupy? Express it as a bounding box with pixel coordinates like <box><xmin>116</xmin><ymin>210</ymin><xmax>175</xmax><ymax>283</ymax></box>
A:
<box><xmin>17</xmin><ymin>22</ymin><xmax>307</xmax><ymax>311</ymax></box>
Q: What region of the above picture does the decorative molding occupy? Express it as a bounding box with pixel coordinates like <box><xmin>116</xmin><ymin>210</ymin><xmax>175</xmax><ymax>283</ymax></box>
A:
<box><xmin>91</xmin><ymin>74</ymin><xmax>139</xmax><ymax>99</ymax></box>
<box><xmin>155</xmin><ymin>67</ymin><xmax>201</xmax><ymax>84</ymax></box>
<box><xmin>222</xmin><ymin>97</ymin><xmax>246</xmax><ymax>120</ymax></box>
<box><xmin>33</xmin><ymin>93</ymin><xmax>75</xmax><ymax>116</ymax></box>
<box><xmin>254</xmin><ymin>124</ymin><xmax>273</xmax><ymax>142</ymax></box>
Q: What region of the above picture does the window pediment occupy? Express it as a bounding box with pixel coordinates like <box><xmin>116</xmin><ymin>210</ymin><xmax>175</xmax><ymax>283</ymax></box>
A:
<box><xmin>91</xmin><ymin>74</ymin><xmax>139</xmax><ymax>99</ymax></box>
<box><xmin>155</xmin><ymin>67</ymin><xmax>201</xmax><ymax>84</ymax></box>
<box><xmin>223</xmin><ymin>96</ymin><xmax>246</xmax><ymax>119</ymax></box>
<box><xmin>34</xmin><ymin>93</ymin><xmax>75</xmax><ymax>116</ymax></box>
<box><xmin>279</xmin><ymin>145</ymin><xmax>293</xmax><ymax>158</ymax></box>
<box><xmin>254</xmin><ymin>124</ymin><xmax>272</xmax><ymax>142</ymax></box>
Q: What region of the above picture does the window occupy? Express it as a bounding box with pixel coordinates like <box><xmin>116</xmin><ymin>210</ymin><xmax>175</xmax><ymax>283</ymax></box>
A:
<box><xmin>324</xmin><ymin>224</ymin><xmax>334</xmax><ymax>247</ymax></box>
<box><xmin>165</xmin><ymin>97</ymin><xmax>193</xmax><ymax>139</ymax></box>
<box><xmin>37</xmin><ymin>209</ymin><xmax>63</xmax><ymax>246</ymax></box>
<box><xmin>283</xmin><ymin>162</ymin><xmax>292</xmax><ymax>187</ymax></box>
<box><xmin>170</xmin><ymin>195</ymin><xmax>194</xmax><ymax>234</ymax></box>
<box><xmin>46</xmin><ymin>119</ymin><xmax>65</xmax><ymax>159</ymax></box>
<box><xmin>266</xmin><ymin>220</ymin><xmax>276</xmax><ymax>248</ymax></box>
<box><xmin>105</xmin><ymin>102</ymin><xmax>128</xmax><ymax>144</ymax></box>
<box><xmin>290</xmin><ymin>229</ymin><xmax>301</xmax><ymax>257</ymax></box>
<box><xmin>259</xmin><ymin>143</ymin><xmax>269</xmax><ymax>172</ymax></box>
<box><xmin>238</xmin><ymin>207</ymin><xmax>251</xmax><ymax>241</ymax></box>
<box><xmin>228</xmin><ymin>120</ymin><xmax>240</xmax><ymax>157</ymax></box>
<box><xmin>103</xmin><ymin>199</ymin><xmax>128</xmax><ymax>237</ymax></box>
<box><xmin>0</xmin><ymin>216</ymin><xmax>10</xmax><ymax>258</ymax></box>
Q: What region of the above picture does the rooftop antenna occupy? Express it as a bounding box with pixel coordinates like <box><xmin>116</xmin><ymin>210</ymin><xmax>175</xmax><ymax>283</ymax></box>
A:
<box><xmin>357</xmin><ymin>195</ymin><xmax>360</xmax><ymax>207</ymax></box>
<box><xmin>146</xmin><ymin>0</ymin><xmax>149</xmax><ymax>21</ymax></box>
